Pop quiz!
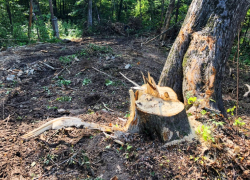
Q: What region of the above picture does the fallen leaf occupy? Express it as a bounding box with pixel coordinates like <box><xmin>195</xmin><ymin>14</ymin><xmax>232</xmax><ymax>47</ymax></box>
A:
<box><xmin>31</xmin><ymin>162</ymin><xmax>36</xmax><ymax>167</ymax></box>
<box><xmin>110</xmin><ymin>176</ymin><xmax>118</xmax><ymax>180</ymax></box>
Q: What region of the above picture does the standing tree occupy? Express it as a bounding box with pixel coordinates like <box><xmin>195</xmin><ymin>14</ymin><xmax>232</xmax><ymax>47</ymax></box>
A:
<box><xmin>160</xmin><ymin>0</ymin><xmax>175</xmax><ymax>41</ymax></box>
<box><xmin>159</xmin><ymin>0</ymin><xmax>250</xmax><ymax>116</ymax></box>
<box><xmin>88</xmin><ymin>0</ymin><xmax>93</xmax><ymax>28</ymax></box>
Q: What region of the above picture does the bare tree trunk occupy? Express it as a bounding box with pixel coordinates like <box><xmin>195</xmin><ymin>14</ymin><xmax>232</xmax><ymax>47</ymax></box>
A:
<box><xmin>160</xmin><ymin>0</ymin><xmax>164</xmax><ymax>26</ymax></box>
<box><xmin>139</xmin><ymin>0</ymin><xmax>142</xmax><ymax>20</ymax></box>
<box><xmin>160</xmin><ymin>0</ymin><xmax>175</xmax><ymax>41</ymax></box>
<box><xmin>175</xmin><ymin>0</ymin><xmax>180</xmax><ymax>24</ymax></box>
<box><xmin>5</xmin><ymin>0</ymin><xmax>13</xmax><ymax>34</ymax></box>
<box><xmin>28</xmin><ymin>0</ymin><xmax>33</xmax><ymax>39</ymax></box>
<box><xmin>88</xmin><ymin>0</ymin><xmax>93</xmax><ymax>28</ymax></box>
<box><xmin>158</xmin><ymin>0</ymin><xmax>250</xmax><ymax>116</ymax></box>
<box><xmin>117</xmin><ymin>0</ymin><xmax>123</xmax><ymax>21</ymax></box>
<box><xmin>53</xmin><ymin>0</ymin><xmax>57</xmax><ymax>15</ymax></box>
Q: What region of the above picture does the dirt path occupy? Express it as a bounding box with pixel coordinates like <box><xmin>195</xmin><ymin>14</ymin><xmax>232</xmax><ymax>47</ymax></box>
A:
<box><xmin>0</xmin><ymin>37</ymin><xmax>249</xmax><ymax>179</ymax></box>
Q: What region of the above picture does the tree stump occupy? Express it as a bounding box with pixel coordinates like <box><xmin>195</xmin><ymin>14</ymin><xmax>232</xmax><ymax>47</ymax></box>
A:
<box><xmin>126</xmin><ymin>73</ymin><xmax>191</xmax><ymax>143</ymax></box>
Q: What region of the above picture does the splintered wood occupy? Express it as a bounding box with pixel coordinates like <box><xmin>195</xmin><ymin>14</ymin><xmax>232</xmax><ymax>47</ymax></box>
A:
<box><xmin>127</xmin><ymin>72</ymin><xmax>191</xmax><ymax>142</ymax></box>
<box><xmin>23</xmin><ymin>72</ymin><xmax>191</xmax><ymax>143</ymax></box>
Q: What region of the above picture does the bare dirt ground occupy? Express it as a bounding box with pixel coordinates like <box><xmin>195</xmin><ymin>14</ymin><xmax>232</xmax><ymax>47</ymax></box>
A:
<box><xmin>0</xmin><ymin>37</ymin><xmax>250</xmax><ymax>180</ymax></box>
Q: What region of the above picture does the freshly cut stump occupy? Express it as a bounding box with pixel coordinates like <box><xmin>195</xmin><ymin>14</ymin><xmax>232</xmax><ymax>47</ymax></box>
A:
<box><xmin>131</xmin><ymin>93</ymin><xmax>191</xmax><ymax>142</ymax></box>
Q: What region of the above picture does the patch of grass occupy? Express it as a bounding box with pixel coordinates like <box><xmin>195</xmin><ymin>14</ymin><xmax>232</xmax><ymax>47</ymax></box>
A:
<box><xmin>78</xmin><ymin>43</ymin><xmax>113</xmax><ymax>57</ymax></box>
<box><xmin>59</xmin><ymin>54</ymin><xmax>76</xmax><ymax>64</ymax></box>
<box><xmin>46</xmin><ymin>105</ymin><xmax>58</xmax><ymax>110</ymax></box>
<box><xmin>56</xmin><ymin>96</ymin><xmax>72</xmax><ymax>102</ymax></box>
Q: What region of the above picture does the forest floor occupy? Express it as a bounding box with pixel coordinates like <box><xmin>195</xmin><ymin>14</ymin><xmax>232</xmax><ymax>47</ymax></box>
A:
<box><xmin>0</xmin><ymin>37</ymin><xmax>250</xmax><ymax>180</ymax></box>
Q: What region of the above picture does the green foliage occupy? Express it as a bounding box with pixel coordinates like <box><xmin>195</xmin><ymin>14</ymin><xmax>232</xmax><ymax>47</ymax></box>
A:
<box><xmin>46</xmin><ymin>105</ymin><xmax>58</xmax><ymax>110</ymax></box>
<box><xmin>188</xmin><ymin>97</ymin><xmax>197</xmax><ymax>105</ymax></box>
<box><xmin>57</xmin><ymin>79</ymin><xmax>71</xmax><ymax>86</ymax></box>
<box><xmin>200</xmin><ymin>110</ymin><xmax>207</xmax><ymax>115</ymax></box>
<box><xmin>126</xmin><ymin>143</ymin><xmax>133</xmax><ymax>151</ymax></box>
<box><xmin>124</xmin><ymin>112</ymin><xmax>130</xmax><ymax>118</ymax></box>
<box><xmin>78</xmin><ymin>44</ymin><xmax>113</xmax><ymax>57</ymax></box>
<box><xmin>233</xmin><ymin>117</ymin><xmax>245</xmax><ymax>127</ymax></box>
<box><xmin>59</xmin><ymin>55</ymin><xmax>75</xmax><ymax>64</ymax></box>
<box><xmin>227</xmin><ymin>106</ymin><xmax>236</xmax><ymax>116</ymax></box>
<box><xmin>196</xmin><ymin>125</ymin><xmax>214</xmax><ymax>142</ymax></box>
<box><xmin>82</xmin><ymin>78</ymin><xmax>91</xmax><ymax>86</ymax></box>
<box><xmin>105</xmin><ymin>79</ymin><xmax>114</xmax><ymax>86</ymax></box>
<box><xmin>56</xmin><ymin>96</ymin><xmax>72</xmax><ymax>102</ymax></box>
<box><xmin>212</xmin><ymin>121</ymin><xmax>225</xmax><ymax>127</ymax></box>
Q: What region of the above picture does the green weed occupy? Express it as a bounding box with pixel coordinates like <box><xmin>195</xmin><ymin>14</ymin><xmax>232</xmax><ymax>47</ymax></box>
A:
<box><xmin>56</xmin><ymin>96</ymin><xmax>72</xmax><ymax>102</ymax></box>
<box><xmin>212</xmin><ymin>121</ymin><xmax>225</xmax><ymax>127</ymax></box>
<box><xmin>57</xmin><ymin>79</ymin><xmax>71</xmax><ymax>86</ymax></box>
<box><xmin>200</xmin><ymin>110</ymin><xmax>207</xmax><ymax>115</ymax></box>
<box><xmin>105</xmin><ymin>79</ymin><xmax>114</xmax><ymax>86</ymax></box>
<box><xmin>227</xmin><ymin>106</ymin><xmax>236</xmax><ymax>116</ymax></box>
<box><xmin>82</xmin><ymin>78</ymin><xmax>91</xmax><ymax>86</ymax></box>
<box><xmin>233</xmin><ymin>117</ymin><xmax>245</xmax><ymax>127</ymax></box>
<box><xmin>188</xmin><ymin>97</ymin><xmax>197</xmax><ymax>104</ymax></box>
<box><xmin>196</xmin><ymin>125</ymin><xmax>214</xmax><ymax>142</ymax></box>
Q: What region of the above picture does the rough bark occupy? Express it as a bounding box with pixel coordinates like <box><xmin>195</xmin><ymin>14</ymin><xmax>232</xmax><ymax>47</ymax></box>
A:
<box><xmin>88</xmin><ymin>0</ymin><xmax>93</xmax><ymax>27</ymax></box>
<box><xmin>160</xmin><ymin>0</ymin><xmax>175</xmax><ymax>41</ymax></box>
<box><xmin>175</xmin><ymin>0</ymin><xmax>180</xmax><ymax>24</ymax></box>
<box><xmin>53</xmin><ymin>0</ymin><xmax>57</xmax><ymax>16</ymax></box>
<box><xmin>5</xmin><ymin>0</ymin><xmax>13</xmax><ymax>34</ymax></box>
<box><xmin>158</xmin><ymin>0</ymin><xmax>250</xmax><ymax>116</ymax></box>
<box><xmin>136</xmin><ymin>108</ymin><xmax>190</xmax><ymax>142</ymax></box>
<box><xmin>117</xmin><ymin>0</ymin><xmax>123</xmax><ymax>21</ymax></box>
<box><xmin>127</xmin><ymin>93</ymin><xmax>191</xmax><ymax>143</ymax></box>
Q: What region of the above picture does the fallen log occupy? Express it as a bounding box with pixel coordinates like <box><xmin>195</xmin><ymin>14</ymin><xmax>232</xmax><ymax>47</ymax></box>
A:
<box><xmin>22</xmin><ymin>72</ymin><xmax>191</xmax><ymax>143</ymax></box>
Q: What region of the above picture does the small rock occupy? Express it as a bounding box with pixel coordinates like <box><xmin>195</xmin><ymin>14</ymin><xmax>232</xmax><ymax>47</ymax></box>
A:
<box><xmin>58</xmin><ymin>108</ymin><xmax>67</xmax><ymax>113</ymax></box>
<box><xmin>6</xmin><ymin>74</ymin><xmax>15</xmax><ymax>81</ymax></box>
<box><xmin>29</xmin><ymin>69</ymin><xmax>35</xmax><ymax>75</ymax></box>
<box><xmin>69</xmin><ymin>109</ymin><xmax>86</xmax><ymax>115</ymax></box>
<box><xmin>125</xmin><ymin>64</ymin><xmax>131</xmax><ymax>69</ymax></box>
<box><xmin>100</xmin><ymin>109</ymin><xmax>109</xmax><ymax>113</ymax></box>
<box><xmin>93</xmin><ymin>105</ymin><xmax>100</xmax><ymax>110</ymax></box>
<box><xmin>17</xmin><ymin>70</ymin><xmax>23</xmax><ymax>77</ymax></box>
<box><xmin>106</xmin><ymin>56</ymin><xmax>111</xmax><ymax>61</ymax></box>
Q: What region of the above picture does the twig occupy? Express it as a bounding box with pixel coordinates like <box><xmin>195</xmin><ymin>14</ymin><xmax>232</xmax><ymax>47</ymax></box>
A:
<box><xmin>103</xmin><ymin>131</ymin><xmax>117</xmax><ymax>138</ymax></box>
<box><xmin>41</xmin><ymin>62</ymin><xmax>55</xmax><ymax>70</ymax></box>
<box><xmin>102</xmin><ymin>102</ymin><xmax>115</xmax><ymax>112</ymax></box>
<box><xmin>103</xmin><ymin>132</ymin><xmax>124</xmax><ymax>146</ymax></box>
<box><xmin>117</xmin><ymin>117</ymin><xmax>127</xmax><ymax>122</ymax></box>
<box><xmin>141</xmin><ymin>21</ymin><xmax>182</xmax><ymax>45</ymax></box>
<box><xmin>66</xmin><ymin>67</ymin><xmax>71</xmax><ymax>74</ymax></box>
<box><xmin>236</xmin><ymin>28</ymin><xmax>241</xmax><ymax>117</ymax></box>
<box><xmin>2</xmin><ymin>100</ymin><xmax>4</xmax><ymax>120</ymax></box>
<box><xmin>119</xmin><ymin>72</ymin><xmax>140</xmax><ymax>87</ymax></box>
<box><xmin>54</xmin><ymin>67</ymin><xmax>66</xmax><ymax>78</ymax></box>
<box><xmin>92</xmin><ymin>67</ymin><xmax>113</xmax><ymax>78</ymax></box>
<box><xmin>3</xmin><ymin>115</ymin><xmax>10</xmax><ymax>126</ymax></box>
<box><xmin>46</xmin><ymin>129</ymin><xmax>60</xmax><ymax>142</ymax></box>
